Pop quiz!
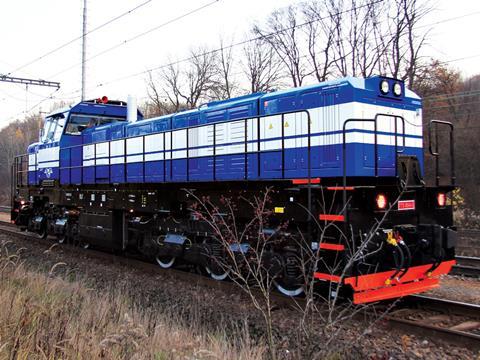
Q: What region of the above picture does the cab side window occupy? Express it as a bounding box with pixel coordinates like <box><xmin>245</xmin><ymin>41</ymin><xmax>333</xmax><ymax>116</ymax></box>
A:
<box><xmin>65</xmin><ymin>115</ymin><xmax>93</xmax><ymax>135</ymax></box>
<box><xmin>65</xmin><ymin>114</ymin><xmax>124</xmax><ymax>135</ymax></box>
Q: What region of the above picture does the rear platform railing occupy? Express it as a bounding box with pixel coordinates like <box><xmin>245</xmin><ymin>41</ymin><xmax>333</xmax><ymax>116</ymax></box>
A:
<box><xmin>342</xmin><ymin>114</ymin><xmax>406</xmax><ymax>211</ymax></box>
<box><xmin>11</xmin><ymin>153</ymin><xmax>29</xmax><ymax>209</ymax></box>
<box><xmin>428</xmin><ymin>120</ymin><xmax>455</xmax><ymax>187</ymax></box>
<box><xmin>13</xmin><ymin>154</ymin><xmax>29</xmax><ymax>189</ymax></box>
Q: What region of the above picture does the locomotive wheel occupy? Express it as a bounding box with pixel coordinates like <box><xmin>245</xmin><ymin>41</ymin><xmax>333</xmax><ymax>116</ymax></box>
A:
<box><xmin>155</xmin><ymin>256</ymin><xmax>176</xmax><ymax>269</ymax></box>
<box><xmin>205</xmin><ymin>265</ymin><xmax>229</xmax><ymax>281</ymax></box>
<box><xmin>56</xmin><ymin>235</ymin><xmax>66</xmax><ymax>244</ymax></box>
<box><xmin>273</xmin><ymin>252</ymin><xmax>304</xmax><ymax>297</ymax></box>
<box><xmin>274</xmin><ymin>281</ymin><xmax>304</xmax><ymax>297</ymax></box>
<box><xmin>35</xmin><ymin>227</ymin><xmax>47</xmax><ymax>239</ymax></box>
<box><xmin>203</xmin><ymin>239</ymin><xmax>229</xmax><ymax>281</ymax></box>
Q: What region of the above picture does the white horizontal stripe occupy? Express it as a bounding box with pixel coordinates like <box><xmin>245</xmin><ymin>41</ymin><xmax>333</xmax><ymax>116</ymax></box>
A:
<box><xmin>127</xmin><ymin>137</ymin><xmax>143</xmax><ymax>155</ymax></box>
<box><xmin>38</xmin><ymin>160</ymin><xmax>59</xmax><ymax>168</ymax></box>
<box><xmin>145</xmin><ymin>133</ymin><xmax>164</xmax><ymax>152</ymax></box>
<box><xmin>127</xmin><ymin>155</ymin><xmax>143</xmax><ymax>163</ymax></box>
<box><xmin>83</xmin><ymin>144</ymin><xmax>95</xmax><ymax>160</ymax></box>
<box><xmin>110</xmin><ymin>157</ymin><xmax>124</xmax><ymax>165</ymax></box>
<box><xmin>28</xmin><ymin>154</ymin><xmax>36</xmax><ymax>166</ymax></box>
<box><xmin>145</xmin><ymin>153</ymin><xmax>163</xmax><ymax>161</ymax></box>
<box><xmin>110</xmin><ymin>140</ymin><xmax>124</xmax><ymax>156</ymax></box>
<box><xmin>96</xmin><ymin>142</ymin><xmax>109</xmax><ymax>158</ymax></box>
<box><xmin>38</xmin><ymin>146</ymin><xmax>59</xmax><ymax>161</ymax></box>
<box><xmin>83</xmin><ymin>160</ymin><xmax>94</xmax><ymax>167</ymax></box>
<box><xmin>54</xmin><ymin>103</ymin><xmax>423</xmax><ymax>170</ymax></box>
<box><xmin>96</xmin><ymin>158</ymin><xmax>109</xmax><ymax>165</ymax></box>
<box><xmin>172</xmin><ymin>150</ymin><xmax>187</xmax><ymax>159</ymax></box>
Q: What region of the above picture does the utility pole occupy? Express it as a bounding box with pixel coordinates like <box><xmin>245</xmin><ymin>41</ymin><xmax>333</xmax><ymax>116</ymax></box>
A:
<box><xmin>81</xmin><ymin>0</ymin><xmax>87</xmax><ymax>101</ymax></box>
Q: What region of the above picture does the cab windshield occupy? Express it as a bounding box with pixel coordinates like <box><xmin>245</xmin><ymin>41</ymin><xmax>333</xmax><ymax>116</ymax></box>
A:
<box><xmin>41</xmin><ymin>112</ymin><xmax>67</xmax><ymax>143</ymax></box>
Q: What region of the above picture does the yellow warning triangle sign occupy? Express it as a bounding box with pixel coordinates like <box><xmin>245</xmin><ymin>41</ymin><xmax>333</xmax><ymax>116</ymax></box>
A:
<box><xmin>268</xmin><ymin>123</ymin><xmax>273</xmax><ymax>130</ymax></box>
<box><xmin>284</xmin><ymin>121</ymin><xmax>289</xmax><ymax>128</ymax></box>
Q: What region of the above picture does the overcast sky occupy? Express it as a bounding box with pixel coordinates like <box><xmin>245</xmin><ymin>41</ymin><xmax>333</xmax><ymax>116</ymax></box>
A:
<box><xmin>0</xmin><ymin>0</ymin><xmax>478</xmax><ymax>126</ymax></box>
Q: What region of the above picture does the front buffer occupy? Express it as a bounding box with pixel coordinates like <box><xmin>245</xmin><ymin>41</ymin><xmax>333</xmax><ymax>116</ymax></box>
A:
<box><xmin>314</xmin><ymin>224</ymin><xmax>457</xmax><ymax>304</ymax></box>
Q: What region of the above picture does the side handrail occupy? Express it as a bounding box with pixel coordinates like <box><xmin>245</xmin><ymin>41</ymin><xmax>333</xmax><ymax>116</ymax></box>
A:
<box><xmin>342</xmin><ymin>114</ymin><xmax>406</xmax><ymax>212</ymax></box>
<box><xmin>428</xmin><ymin>120</ymin><xmax>455</xmax><ymax>186</ymax></box>
<box><xmin>342</xmin><ymin>118</ymin><xmax>377</xmax><ymax>210</ymax></box>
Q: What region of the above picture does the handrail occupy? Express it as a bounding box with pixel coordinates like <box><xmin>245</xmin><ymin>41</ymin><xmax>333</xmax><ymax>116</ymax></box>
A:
<box><xmin>342</xmin><ymin>114</ymin><xmax>406</xmax><ymax>213</ymax></box>
<box><xmin>428</xmin><ymin>120</ymin><xmax>455</xmax><ymax>186</ymax></box>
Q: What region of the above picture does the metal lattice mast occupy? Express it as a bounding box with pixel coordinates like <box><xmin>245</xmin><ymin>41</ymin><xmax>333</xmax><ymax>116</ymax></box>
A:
<box><xmin>0</xmin><ymin>75</ymin><xmax>60</xmax><ymax>88</ymax></box>
<box><xmin>81</xmin><ymin>0</ymin><xmax>87</xmax><ymax>101</ymax></box>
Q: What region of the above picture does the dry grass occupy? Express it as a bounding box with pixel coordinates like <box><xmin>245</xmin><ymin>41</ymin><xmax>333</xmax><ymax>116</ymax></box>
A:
<box><xmin>454</xmin><ymin>207</ymin><xmax>480</xmax><ymax>229</ymax></box>
<box><xmin>0</xmin><ymin>245</ymin><xmax>265</xmax><ymax>359</ymax></box>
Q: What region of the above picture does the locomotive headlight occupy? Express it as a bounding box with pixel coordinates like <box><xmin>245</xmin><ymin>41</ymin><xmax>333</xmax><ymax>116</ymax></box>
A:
<box><xmin>393</xmin><ymin>82</ymin><xmax>402</xmax><ymax>97</ymax></box>
<box><xmin>376</xmin><ymin>194</ymin><xmax>388</xmax><ymax>210</ymax></box>
<box><xmin>437</xmin><ymin>192</ymin><xmax>446</xmax><ymax>207</ymax></box>
<box><xmin>380</xmin><ymin>80</ymin><xmax>389</xmax><ymax>94</ymax></box>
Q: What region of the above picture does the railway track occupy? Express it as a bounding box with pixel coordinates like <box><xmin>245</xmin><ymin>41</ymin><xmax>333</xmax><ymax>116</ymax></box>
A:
<box><xmin>0</xmin><ymin>205</ymin><xmax>10</xmax><ymax>213</ymax></box>
<box><xmin>388</xmin><ymin>295</ymin><xmax>480</xmax><ymax>351</ymax></box>
<box><xmin>0</xmin><ymin>221</ymin><xmax>479</xmax><ymax>351</ymax></box>
<box><xmin>452</xmin><ymin>255</ymin><xmax>480</xmax><ymax>277</ymax></box>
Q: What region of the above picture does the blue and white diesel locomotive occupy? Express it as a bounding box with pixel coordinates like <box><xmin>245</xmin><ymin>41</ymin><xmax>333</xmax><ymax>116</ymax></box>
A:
<box><xmin>12</xmin><ymin>76</ymin><xmax>457</xmax><ymax>303</ymax></box>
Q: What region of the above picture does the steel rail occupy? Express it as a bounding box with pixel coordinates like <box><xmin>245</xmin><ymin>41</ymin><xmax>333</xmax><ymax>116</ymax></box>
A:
<box><xmin>452</xmin><ymin>255</ymin><xmax>480</xmax><ymax>277</ymax></box>
<box><xmin>387</xmin><ymin>294</ymin><xmax>480</xmax><ymax>351</ymax></box>
<box><xmin>1</xmin><ymin>221</ymin><xmax>479</xmax><ymax>351</ymax></box>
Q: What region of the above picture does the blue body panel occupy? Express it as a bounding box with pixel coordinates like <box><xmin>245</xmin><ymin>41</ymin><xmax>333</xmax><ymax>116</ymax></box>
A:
<box><xmin>28</xmin><ymin>76</ymin><xmax>423</xmax><ymax>186</ymax></box>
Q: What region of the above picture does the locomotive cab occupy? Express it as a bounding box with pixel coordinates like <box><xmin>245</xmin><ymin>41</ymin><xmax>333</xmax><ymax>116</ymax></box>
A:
<box><xmin>26</xmin><ymin>99</ymin><xmax>142</xmax><ymax>187</ymax></box>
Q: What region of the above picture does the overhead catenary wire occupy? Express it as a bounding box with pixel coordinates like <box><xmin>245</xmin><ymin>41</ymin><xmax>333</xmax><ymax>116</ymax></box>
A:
<box><xmin>63</xmin><ymin>0</ymin><xmax>386</xmax><ymax>97</ymax></box>
<box><xmin>424</xmin><ymin>89</ymin><xmax>480</xmax><ymax>101</ymax></box>
<box><xmin>48</xmin><ymin>0</ymin><xmax>221</xmax><ymax>80</ymax></box>
<box><xmin>417</xmin><ymin>10</ymin><xmax>480</xmax><ymax>29</ymax></box>
<box><xmin>6</xmin><ymin>0</ymin><xmax>154</xmax><ymax>77</ymax></box>
<box><xmin>6</xmin><ymin>87</ymin><xmax>60</xmax><ymax>121</ymax></box>
<box><xmin>64</xmin><ymin>3</ymin><xmax>480</xmax><ymax>99</ymax></box>
<box><xmin>8</xmin><ymin>2</ymin><xmax>480</xmax><ymax>119</ymax></box>
<box><xmin>4</xmin><ymin>0</ymin><xmax>221</xmax><ymax>120</ymax></box>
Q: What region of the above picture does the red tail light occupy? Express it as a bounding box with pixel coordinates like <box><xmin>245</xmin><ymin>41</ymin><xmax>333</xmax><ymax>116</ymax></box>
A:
<box><xmin>437</xmin><ymin>193</ymin><xmax>446</xmax><ymax>207</ymax></box>
<box><xmin>376</xmin><ymin>194</ymin><xmax>387</xmax><ymax>210</ymax></box>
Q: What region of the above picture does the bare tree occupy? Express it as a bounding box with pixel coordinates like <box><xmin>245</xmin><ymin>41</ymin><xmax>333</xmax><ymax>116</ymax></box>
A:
<box><xmin>187</xmin><ymin>181</ymin><xmax>412</xmax><ymax>359</ymax></box>
<box><xmin>253</xmin><ymin>6</ymin><xmax>306</xmax><ymax>88</ymax></box>
<box><xmin>147</xmin><ymin>47</ymin><xmax>218</xmax><ymax>112</ymax></box>
<box><xmin>384</xmin><ymin>0</ymin><xmax>432</xmax><ymax>87</ymax></box>
<box><xmin>301</xmin><ymin>1</ymin><xmax>336</xmax><ymax>82</ymax></box>
<box><xmin>0</xmin><ymin>114</ymin><xmax>42</xmax><ymax>203</ymax></box>
<box><xmin>242</xmin><ymin>39</ymin><xmax>284</xmax><ymax>94</ymax></box>
<box><xmin>188</xmin><ymin>188</ymin><xmax>280</xmax><ymax>360</ymax></box>
<box><xmin>211</xmin><ymin>37</ymin><xmax>239</xmax><ymax>100</ymax></box>
<box><xmin>146</xmin><ymin>62</ymin><xmax>186</xmax><ymax>115</ymax></box>
<box><xmin>322</xmin><ymin>0</ymin><xmax>387</xmax><ymax>78</ymax></box>
<box><xmin>181</xmin><ymin>47</ymin><xmax>218</xmax><ymax>108</ymax></box>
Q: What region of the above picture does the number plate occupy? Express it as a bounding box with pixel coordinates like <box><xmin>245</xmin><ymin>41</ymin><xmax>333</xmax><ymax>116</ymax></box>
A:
<box><xmin>398</xmin><ymin>200</ymin><xmax>415</xmax><ymax>211</ymax></box>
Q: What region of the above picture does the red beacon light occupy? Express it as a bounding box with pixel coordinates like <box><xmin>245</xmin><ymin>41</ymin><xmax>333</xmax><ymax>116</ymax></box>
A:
<box><xmin>437</xmin><ymin>192</ymin><xmax>446</xmax><ymax>207</ymax></box>
<box><xmin>376</xmin><ymin>194</ymin><xmax>388</xmax><ymax>210</ymax></box>
<box><xmin>95</xmin><ymin>96</ymin><xmax>109</xmax><ymax>104</ymax></box>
